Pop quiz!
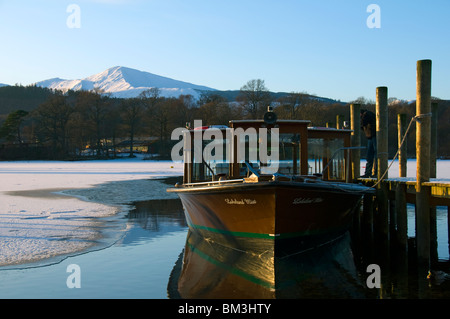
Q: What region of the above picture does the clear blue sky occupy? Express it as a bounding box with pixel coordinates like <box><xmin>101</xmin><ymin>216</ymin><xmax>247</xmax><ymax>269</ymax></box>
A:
<box><xmin>0</xmin><ymin>0</ymin><xmax>449</xmax><ymax>102</ymax></box>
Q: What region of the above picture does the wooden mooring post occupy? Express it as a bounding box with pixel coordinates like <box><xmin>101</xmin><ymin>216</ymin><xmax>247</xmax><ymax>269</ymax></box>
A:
<box><xmin>415</xmin><ymin>59</ymin><xmax>432</xmax><ymax>266</ymax></box>
<box><xmin>431</xmin><ymin>102</ymin><xmax>438</xmax><ymax>179</ymax></box>
<box><xmin>394</xmin><ymin>114</ymin><xmax>408</xmax><ymax>250</ymax></box>
<box><xmin>376</xmin><ymin>86</ymin><xmax>389</xmax><ymax>241</ymax></box>
<box><xmin>430</xmin><ymin>102</ymin><xmax>439</xmax><ymax>263</ymax></box>
<box><xmin>350</xmin><ymin>104</ymin><xmax>361</xmax><ymax>180</ymax></box>
<box><xmin>395</xmin><ymin>113</ymin><xmax>409</xmax><ymax>250</ymax></box>
<box><xmin>397</xmin><ymin>114</ymin><xmax>407</xmax><ymax>178</ymax></box>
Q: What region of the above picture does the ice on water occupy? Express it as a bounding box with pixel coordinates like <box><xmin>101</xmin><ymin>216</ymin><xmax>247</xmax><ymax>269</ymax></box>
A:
<box><xmin>0</xmin><ymin>156</ymin><xmax>448</xmax><ymax>268</ymax></box>
<box><xmin>0</xmin><ymin>157</ymin><xmax>182</xmax><ymax>267</ymax></box>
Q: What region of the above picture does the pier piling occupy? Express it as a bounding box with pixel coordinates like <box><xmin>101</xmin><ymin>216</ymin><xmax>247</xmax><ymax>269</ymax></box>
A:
<box><xmin>376</xmin><ymin>86</ymin><xmax>389</xmax><ymax>181</ymax></box>
<box><xmin>430</xmin><ymin>102</ymin><xmax>438</xmax><ymax>263</ymax></box>
<box><xmin>415</xmin><ymin>59</ymin><xmax>432</xmax><ymax>265</ymax></box>
<box><xmin>376</xmin><ymin>86</ymin><xmax>389</xmax><ymax>240</ymax></box>
<box><xmin>431</xmin><ymin>102</ymin><xmax>438</xmax><ymax>178</ymax></box>
<box><xmin>395</xmin><ymin>182</ymin><xmax>408</xmax><ymax>249</ymax></box>
<box><xmin>397</xmin><ymin>114</ymin><xmax>407</xmax><ymax>178</ymax></box>
<box><xmin>355</xmin><ymin>59</ymin><xmax>450</xmax><ymax>279</ymax></box>
<box><xmin>350</xmin><ymin>104</ymin><xmax>361</xmax><ymax>180</ymax></box>
<box><xmin>396</xmin><ymin>114</ymin><xmax>408</xmax><ymax>249</ymax></box>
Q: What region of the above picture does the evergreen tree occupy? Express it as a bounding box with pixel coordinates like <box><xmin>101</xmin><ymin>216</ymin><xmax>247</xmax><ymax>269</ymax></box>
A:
<box><xmin>0</xmin><ymin>110</ymin><xmax>29</xmax><ymax>143</ymax></box>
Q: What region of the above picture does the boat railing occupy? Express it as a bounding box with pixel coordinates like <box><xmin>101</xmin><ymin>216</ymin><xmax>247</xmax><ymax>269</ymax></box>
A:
<box><xmin>179</xmin><ymin>178</ymin><xmax>245</xmax><ymax>188</ymax></box>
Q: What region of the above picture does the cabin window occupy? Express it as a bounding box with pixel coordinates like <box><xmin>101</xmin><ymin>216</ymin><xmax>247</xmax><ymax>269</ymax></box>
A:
<box><xmin>234</xmin><ymin>132</ymin><xmax>301</xmax><ymax>177</ymax></box>
<box><xmin>308</xmin><ymin>138</ymin><xmax>345</xmax><ymax>180</ymax></box>
<box><xmin>191</xmin><ymin>130</ymin><xmax>229</xmax><ymax>182</ymax></box>
<box><xmin>277</xmin><ymin>133</ymin><xmax>301</xmax><ymax>175</ymax></box>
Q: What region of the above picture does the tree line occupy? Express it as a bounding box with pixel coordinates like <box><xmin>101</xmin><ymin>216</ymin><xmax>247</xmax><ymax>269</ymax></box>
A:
<box><xmin>0</xmin><ymin>80</ymin><xmax>449</xmax><ymax>160</ymax></box>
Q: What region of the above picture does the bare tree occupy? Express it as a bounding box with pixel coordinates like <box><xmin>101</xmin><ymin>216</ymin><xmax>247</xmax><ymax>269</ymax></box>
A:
<box><xmin>277</xmin><ymin>91</ymin><xmax>310</xmax><ymax>119</ymax></box>
<box><xmin>238</xmin><ymin>79</ymin><xmax>271</xmax><ymax>118</ymax></box>
<box><xmin>76</xmin><ymin>89</ymin><xmax>110</xmax><ymax>157</ymax></box>
<box><xmin>196</xmin><ymin>94</ymin><xmax>236</xmax><ymax>126</ymax></box>
<box><xmin>33</xmin><ymin>93</ymin><xmax>73</xmax><ymax>158</ymax></box>
<box><xmin>139</xmin><ymin>87</ymin><xmax>161</xmax><ymax>109</ymax></box>
<box><xmin>121</xmin><ymin>98</ymin><xmax>144</xmax><ymax>157</ymax></box>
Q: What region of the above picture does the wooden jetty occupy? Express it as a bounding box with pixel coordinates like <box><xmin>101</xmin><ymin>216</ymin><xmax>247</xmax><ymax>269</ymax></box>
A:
<box><xmin>348</xmin><ymin>60</ymin><xmax>450</xmax><ymax>273</ymax></box>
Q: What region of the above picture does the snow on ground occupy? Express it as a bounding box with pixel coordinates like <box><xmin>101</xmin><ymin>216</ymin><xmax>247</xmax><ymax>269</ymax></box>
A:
<box><xmin>0</xmin><ymin>156</ymin><xmax>183</xmax><ymax>267</ymax></box>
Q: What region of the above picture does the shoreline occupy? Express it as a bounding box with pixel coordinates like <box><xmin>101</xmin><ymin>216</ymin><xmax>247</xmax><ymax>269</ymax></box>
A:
<box><xmin>0</xmin><ymin>159</ymin><xmax>183</xmax><ymax>269</ymax></box>
<box><xmin>0</xmin><ymin>177</ymin><xmax>182</xmax><ymax>269</ymax></box>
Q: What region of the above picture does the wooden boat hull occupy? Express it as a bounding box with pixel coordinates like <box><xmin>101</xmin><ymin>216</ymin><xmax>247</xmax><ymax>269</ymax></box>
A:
<box><xmin>168</xmin><ymin>181</ymin><xmax>370</xmax><ymax>255</ymax></box>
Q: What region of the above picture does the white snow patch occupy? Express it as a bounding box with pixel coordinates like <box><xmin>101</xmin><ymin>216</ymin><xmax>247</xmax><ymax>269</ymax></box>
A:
<box><xmin>0</xmin><ymin>158</ymin><xmax>182</xmax><ymax>268</ymax></box>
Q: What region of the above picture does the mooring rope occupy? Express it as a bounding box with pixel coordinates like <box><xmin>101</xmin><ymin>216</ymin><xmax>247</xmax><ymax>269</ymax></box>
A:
<box><xmin>370</xmin><ymin>112</ymin><xmax>433</xmax><ymax>189</ymax></box>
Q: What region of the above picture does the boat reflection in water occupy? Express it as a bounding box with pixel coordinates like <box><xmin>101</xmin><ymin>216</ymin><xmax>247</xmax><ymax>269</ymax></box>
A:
<box><xmin>168</xmin><ymin>230</ymin><xmax>368</xmax><ymax>299</ymax></box>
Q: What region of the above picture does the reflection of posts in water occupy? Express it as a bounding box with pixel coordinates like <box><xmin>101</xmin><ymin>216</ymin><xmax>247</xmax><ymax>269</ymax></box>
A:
<box><xmin>395</xmin><ymin>183</ymin><xmax>408</xmax><ymax>251</ymax></box>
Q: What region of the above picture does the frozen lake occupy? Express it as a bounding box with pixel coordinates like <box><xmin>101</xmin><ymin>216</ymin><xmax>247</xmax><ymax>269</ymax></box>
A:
<box><xmin>0</xmin><ymin>158</ymin><xmax>449</xmax><ymax>299</ymax></box>
<box><xmin>1</xmin><ymin>157</ymin><xmax>449</xmax><ymax>268</ymax></box>
<box><xmin>0</xmin><ymin>157</ymin><xmax>183</xmax><ymax>267</ymax></box>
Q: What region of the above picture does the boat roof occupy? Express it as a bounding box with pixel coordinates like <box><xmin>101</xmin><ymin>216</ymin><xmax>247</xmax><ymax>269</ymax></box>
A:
<box><xmin>189</xmin><ymin>121</ymin><xmax>353</xmax><ymax>134</ymax></box>
<box><xmin>309</xmin><ymin>126</ymin><xmax>353</xmax><ymax>133</ymax></box>
<box><xmin>230</xmin><ymin>119</ymin><xmax>311</xmax><ymax>125</ymax></box>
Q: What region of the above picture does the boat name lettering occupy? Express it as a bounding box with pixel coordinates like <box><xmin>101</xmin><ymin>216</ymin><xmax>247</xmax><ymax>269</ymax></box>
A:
<box><xmin>292</xmin><ymin>197</ymin><xmax>324</xmax><ymax>204</ymax></box>
<box><xmin>225</xmin><ymin>198</ymin><xmax>257</xmax><ymax>205</ymax></box>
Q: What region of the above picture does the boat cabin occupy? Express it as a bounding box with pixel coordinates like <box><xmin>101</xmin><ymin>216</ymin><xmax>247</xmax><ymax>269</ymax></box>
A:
<box><xmin>181</xmin><ymin>117</ymin><xmax>353</xmax><ymax>185</ymax></box>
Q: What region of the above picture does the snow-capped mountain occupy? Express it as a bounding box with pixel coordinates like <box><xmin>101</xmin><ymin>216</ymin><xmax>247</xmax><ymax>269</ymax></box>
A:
<box><xmin>0</xmin><ymin>83</ymin><xmax>9</xmax><ymax>87</ymax></box>
<box><xmin>34</xmin><ymin>66</ymin><xmax>216</xmax><ymax>98</ymax></box>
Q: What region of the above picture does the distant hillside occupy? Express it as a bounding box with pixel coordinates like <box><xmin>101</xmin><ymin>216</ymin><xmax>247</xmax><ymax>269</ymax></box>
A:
<box><xmin>208</xmin><ymin>90</ymin><xmax>345</xmax><ymax>104</ymax></box>
<box><xmin>0</xmin><ymin>84</ymin><xmax>346</xmax><ymax>119</ymax></box>
<box><xmin>0</xmin><ymin>85</ymin><xmax>54</xmax><ymax>116</ymax></box>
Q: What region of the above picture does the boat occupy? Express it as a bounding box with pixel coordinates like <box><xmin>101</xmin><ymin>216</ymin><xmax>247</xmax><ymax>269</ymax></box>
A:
<box><xmin>167</xmin><ymin>108</ymin><xmax>375</xmax><ymax>256</ymax></box>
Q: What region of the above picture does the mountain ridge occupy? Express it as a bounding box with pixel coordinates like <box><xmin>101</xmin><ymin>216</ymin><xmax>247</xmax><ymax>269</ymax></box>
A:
<box><xmin>34</xmin><ymin>66</ymin><xmax>216</xmax><ymax>99</ymax></box>
<box><xmin>13</xmin><ymin>66</ymin><xmax>345</xmax><ymax>104</ymax></box>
